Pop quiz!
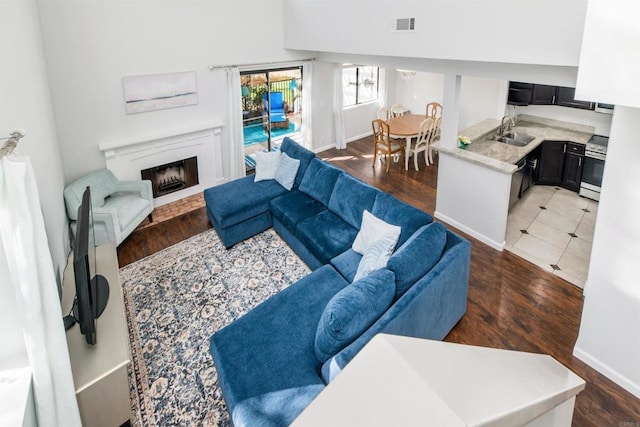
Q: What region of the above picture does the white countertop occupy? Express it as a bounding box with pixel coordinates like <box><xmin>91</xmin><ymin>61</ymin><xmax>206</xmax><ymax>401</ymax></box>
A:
<box><xmin>432</xmin><ymin>114</ymin><xmax>594</xmax><ymax>174</ymax></box>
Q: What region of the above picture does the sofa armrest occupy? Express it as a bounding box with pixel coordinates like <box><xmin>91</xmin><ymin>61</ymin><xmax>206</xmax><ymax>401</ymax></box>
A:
<box><xmin>92</xmin><ymin>207</ymin><xmax>121</xmax><ymax>243</ymax></box>
<box><xmin>113</xmin><ymin>180</ymin><xmax>153</xmax><ymax>201</ymax></box>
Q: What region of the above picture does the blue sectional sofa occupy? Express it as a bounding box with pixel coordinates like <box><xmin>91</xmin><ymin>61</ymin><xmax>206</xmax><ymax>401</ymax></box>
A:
<box><xmin>204</xmin><ymin>138</ymin><xmax>471</xmax><ymax>426</ymax></box>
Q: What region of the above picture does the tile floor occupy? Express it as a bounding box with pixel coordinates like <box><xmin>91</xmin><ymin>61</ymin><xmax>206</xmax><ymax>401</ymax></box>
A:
<box><xmin>505</xmin><ymin>185</ymin><xmax>597</xmax><ymax>288</ymax></box>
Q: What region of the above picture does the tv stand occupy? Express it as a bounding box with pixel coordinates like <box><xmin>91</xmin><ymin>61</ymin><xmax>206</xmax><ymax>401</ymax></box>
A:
<box><xmin>62</xmin><ymin>242</ymin><xmax>131</xmax><ymax>427</ymax></box>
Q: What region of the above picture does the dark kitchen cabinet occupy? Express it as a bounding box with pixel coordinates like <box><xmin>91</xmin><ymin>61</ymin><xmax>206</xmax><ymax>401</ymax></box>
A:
<box><xmin>562</xmin><ymin>143</ymin><xmax>585</xmax><ymax>192</ymax></box>
<box><xmin>507</xmin><ymin>81</ymin><xmax>598</xmax><ymax>110</ymax></box>
<box><xmin>531</xmin><ymin>85</ymin><xmax>557</xmax><ymax>105</ymax></box>
<box><xmin>523</xmin><ymin>146</ymin><xmax>541</xmax><ymax>194</ymax></box>
<box><xmin>507</xmin><ymin>82</ymin><xmax>533</xmax><ymax>106</ymax></box>
<box><xmin>537</xmin><ymin>141</ymin><xmax>566</xmax><ymax>185</ymax></box>
<box><xmin>536</xmin><ymin>141</ymin><xmax>585</xmax><ymax>192</ymax></box>
<box><xmin>556</xmin><ymin>87</ymin><xmax>595</xmax><ymax>110</ymax></box>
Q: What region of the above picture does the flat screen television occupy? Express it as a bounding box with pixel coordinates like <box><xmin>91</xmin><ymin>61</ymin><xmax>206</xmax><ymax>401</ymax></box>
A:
<box><xmin>63</xmin><ymin>186</ymin><xmax>110</xmax><ymax>345</ymax></box>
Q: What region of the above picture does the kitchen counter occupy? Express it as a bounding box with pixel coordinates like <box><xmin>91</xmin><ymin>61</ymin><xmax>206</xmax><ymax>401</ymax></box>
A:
<box><xmin>432</xmin><ymin>114</ymin><xmax>594</xmax><ymax>174</ymax></box>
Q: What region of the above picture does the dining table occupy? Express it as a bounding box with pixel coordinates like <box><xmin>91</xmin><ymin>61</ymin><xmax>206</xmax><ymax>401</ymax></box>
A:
<box><xmin>386</xmin><ymin>114</ymin><xmax>432</xmax><ymax>170</ymax></box>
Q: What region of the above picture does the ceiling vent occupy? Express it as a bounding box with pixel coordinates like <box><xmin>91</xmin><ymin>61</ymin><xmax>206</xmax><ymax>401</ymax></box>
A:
<box><xmin>392</xmin><ymin>17</ymin><xmax>415</xmax><ymax>32</ymax></box>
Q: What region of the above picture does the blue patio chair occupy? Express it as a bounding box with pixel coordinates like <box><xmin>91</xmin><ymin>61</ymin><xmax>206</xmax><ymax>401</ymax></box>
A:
<box><xmin>262</xmin><ymin>92</ymin><xmax>289</xmax><ymax>129</ymax></box>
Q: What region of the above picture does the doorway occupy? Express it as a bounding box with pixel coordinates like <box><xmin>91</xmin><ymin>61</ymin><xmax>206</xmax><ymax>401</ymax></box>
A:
<box><xmin>241</xmin><ymin>67</ymin><xmax>303</xmax><ymax>172</ymax></box>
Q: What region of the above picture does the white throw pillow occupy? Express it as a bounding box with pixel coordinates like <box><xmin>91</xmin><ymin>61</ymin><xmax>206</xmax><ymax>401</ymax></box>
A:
<box><xmin>353</xmin><ymin>235</ymin><xmax>396</xmax><ymax>282</ymax></box>
<box><xmin>254</xmin><ymin>150</ymin><xmax>281</xmax><ymax>182</ymax></box>
<box><xmin>352</xmin><ymin>210</ymin><xmax>401</xmax><ymax>255</ymax></box>
<box><xmin>274</xmin><ymin>152</ymin><xmax>300</xmax><ymax>190</ymax></box>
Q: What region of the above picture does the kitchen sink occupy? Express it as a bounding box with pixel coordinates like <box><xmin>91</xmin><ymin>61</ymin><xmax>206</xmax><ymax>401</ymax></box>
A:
<box><xmin>497</xmin><ymin>132</ymin><xmax>535</xmax><ymax>147</ymax></box>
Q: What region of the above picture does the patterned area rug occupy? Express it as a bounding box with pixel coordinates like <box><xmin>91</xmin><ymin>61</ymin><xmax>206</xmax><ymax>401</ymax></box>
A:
<box><xmin>120</xmin><ymin>229</ymin><xmax>310</xmax><ymax>426</ymax></box>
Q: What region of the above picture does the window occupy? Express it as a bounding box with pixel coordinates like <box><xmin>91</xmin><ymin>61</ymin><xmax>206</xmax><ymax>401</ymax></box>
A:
<box><xmin>342</xmin><ymin>65</ymin><xmax>379</xmax><ymax>107</ymax></box>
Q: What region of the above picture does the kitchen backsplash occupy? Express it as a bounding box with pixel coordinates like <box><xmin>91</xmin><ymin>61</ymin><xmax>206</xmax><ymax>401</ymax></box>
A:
<box><xmin>509</xmin><ymin>104</ymin><xmax>612</xmax><ymax>136</ymax></box>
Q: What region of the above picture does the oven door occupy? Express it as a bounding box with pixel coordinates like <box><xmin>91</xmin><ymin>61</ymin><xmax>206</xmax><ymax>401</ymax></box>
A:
<box><xmin>581</xmin><ymin>152</ymin><xmax>605</xmax><ymax>189</ymax></box>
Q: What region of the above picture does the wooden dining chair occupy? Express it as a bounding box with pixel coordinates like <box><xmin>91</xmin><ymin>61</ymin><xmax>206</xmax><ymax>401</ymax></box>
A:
<box><xmin>377</xmin><ymin>106</ymin><xmax>391</xmax><ymax>121</ymax></box>
<box><xmin>407</xmin><ymin>119</ymin><xmax>436</xmax><ymax>171</ymax></box>
<box><xmin>426</xmin><ymin>102</ymin><xmax>443</xmax><ymax>119</ymax></box>
<box><xmin>428</xmin><ymin>116</ymin><xmax>442</xmax><ymax>165</ymax></box>
<box><xmin>372</xmin><ymin>119</ymin><xmax>405</xmax><ymax>173</ymax></box>
<box><xmin>390</xmin><ymin>103</ymin><xmax>405</xmax><ymax>118</ymax></box>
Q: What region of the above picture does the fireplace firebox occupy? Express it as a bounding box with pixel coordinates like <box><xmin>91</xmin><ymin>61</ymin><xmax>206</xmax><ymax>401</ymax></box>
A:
<box><xmin>141</xmin><ymin>157</ymin><xmax>199</xmax><ymax>198</ymax></box>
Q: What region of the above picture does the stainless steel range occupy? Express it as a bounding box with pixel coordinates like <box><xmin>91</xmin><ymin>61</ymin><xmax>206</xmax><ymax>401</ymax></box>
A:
<box><xmin>580</xmin><ymin>135</ymin><xmax>608</xmax><ymax>201</ymax></box>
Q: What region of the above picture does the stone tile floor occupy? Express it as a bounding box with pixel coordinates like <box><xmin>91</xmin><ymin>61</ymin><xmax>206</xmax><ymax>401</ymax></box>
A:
<box><xmin>135</xmin><ymin>192</ymin><xmax>205</xmax><ymax>231</ymax></box>
<box><xmin>505</xmin><ymin>185</ymin><xmax>597</xmax><ymax>288</ymax></box>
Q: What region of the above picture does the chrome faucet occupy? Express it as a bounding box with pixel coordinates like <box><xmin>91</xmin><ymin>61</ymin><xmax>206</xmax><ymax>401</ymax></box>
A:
<box><xmin>498</xmin><ymin>115</ymin><xmax>515</xmax><ymax>135</ymax></box>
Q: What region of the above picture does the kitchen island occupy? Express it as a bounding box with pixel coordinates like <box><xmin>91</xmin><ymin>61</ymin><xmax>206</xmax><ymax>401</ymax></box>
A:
<box><xmin>432</xmin><ymin>114</ymin><xmax>593</xmax><ymax>251</ymax></box>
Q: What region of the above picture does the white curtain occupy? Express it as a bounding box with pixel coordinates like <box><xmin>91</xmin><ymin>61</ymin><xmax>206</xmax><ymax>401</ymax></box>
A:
<box><xmin>0</xmin><ymin>155</ymin><xmax>81</xmax><ymax>426</ymax></box>
<box><xmin>333</xmin><ymin>63</ymin><xmax>347</xmax><ymax>149</ymax></box>
<box><xmin>225</xmin><ymin>67</ymin><xmax>246</xmax><ymax>180</ymax></box>
<box><xmin>301</xmin><ymin>61</ymin><xmax>313</xmax><ymax>149</ymax></box>
<box><xmin>379</xmin><ymin>67</ymin><xmax>390</xmax><ymax>107</ymax></box>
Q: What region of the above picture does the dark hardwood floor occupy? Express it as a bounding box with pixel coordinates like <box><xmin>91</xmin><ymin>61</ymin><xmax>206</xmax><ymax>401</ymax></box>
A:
<box><xmin>118</xmin><ymin>136</ymin><xmax>640</xmax><ymax>426</ymax></box>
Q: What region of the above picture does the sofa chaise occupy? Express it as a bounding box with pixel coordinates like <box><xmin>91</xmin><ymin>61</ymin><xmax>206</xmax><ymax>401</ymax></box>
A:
<box><xmin>204</xmin><ymin>137</ymin><xmax>471</xmax><ymax>426</ymax></box>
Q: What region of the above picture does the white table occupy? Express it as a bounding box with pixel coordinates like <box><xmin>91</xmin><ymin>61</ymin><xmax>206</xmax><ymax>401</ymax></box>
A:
<box><xmin>292</xmin><ymin>334</ymin><xmax>586</xmax><ymax>427</ymax></box>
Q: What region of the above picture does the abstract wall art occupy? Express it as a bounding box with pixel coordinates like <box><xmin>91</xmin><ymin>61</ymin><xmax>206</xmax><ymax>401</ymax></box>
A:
<box><xmin>123</xmin><ymin>71</ymin><xmax>198</xmax><ymax>114</ymax></box>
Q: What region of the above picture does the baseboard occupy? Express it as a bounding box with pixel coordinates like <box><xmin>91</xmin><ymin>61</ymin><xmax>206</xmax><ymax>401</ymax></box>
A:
<box><xmin>347</xmin><ymin>131</ymin><xmax>372</xmax><ymax>143</ymax></box>
<box><xmin>313</xmin><ymin>144</ymin><xmax>336</xmax><ymax>153</ymax></box>
<box><xmin>434</xmin><ymin>211</ymin><xmax>505</xmax><ymax>252</ymax></box>
<box><xmin>573</xmin><ymin>346</ymin><xmax>640</xmax><ymax>399</ymax></box>
<box><xmin>312</xmin><ymin>132</ymin><xmax>372</xmax><ymax>154</ymax></box>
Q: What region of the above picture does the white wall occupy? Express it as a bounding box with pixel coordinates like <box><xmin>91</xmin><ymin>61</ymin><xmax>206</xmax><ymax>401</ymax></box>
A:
<box><xmin>459</xmin><ymin>76</ymin><xmax>508</xmax><ymax>131</ymax></box>
<box><xmin>37</xmin><ymin>0</ymin><xmax>311</xmax><ymax>183</ymax></box>
<box><xmin>284</xmin><ymin>0</ymin><xmax>587</xmax><ymax>67</ymax></box>
<box><xmin>571</xmin><ymin>1</ymin><xmax>640</xmax><ymax>398</ymax></box>
<box><xmin>575</xmin><ymin>0</ymin><xmax>640</xmax><ymax>108</ymax></box>
<box><xmin>382</xmin><ymin>71</ymin><xmax>507</xmax><ymax>132</ymax></box>
<box><xmin>573</xmin><ymin>105</ymin><xmax>640</xmax><ymax>398</ymax></box>
<box><xmin>309</xmin><ymin>61</ymin><xmax>337</xmax><ymax>151</ymax></box>
<box><xmin>435</xmin><ymin>154</ymin><xmax>511</xmax><ymax>250</ymax></box>
<box><xmin>344</xmin><ymin>103</ymin><xmax>379</xmax><ymax>143</ymax></box>
<box><xmin>0</xmin><ymin>0</ymin><xmax>67</xmax><ymax>371</ymax></box>
<box><xmin>391</xmin><ymin>71</ymin><xmax>444</xmax><ymax>115</ymax></box>
<box><xmin>512</xmin><ymin>105</ymin><xmax>612</xmax><ymax>136</ymax></box>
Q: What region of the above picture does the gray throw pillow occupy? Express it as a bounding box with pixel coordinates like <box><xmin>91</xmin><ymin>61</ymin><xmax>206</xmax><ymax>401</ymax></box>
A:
<box><xmin>274</xmin><ymin>152</ymin><xmax>301</xmax><ymax>190</ymax></box>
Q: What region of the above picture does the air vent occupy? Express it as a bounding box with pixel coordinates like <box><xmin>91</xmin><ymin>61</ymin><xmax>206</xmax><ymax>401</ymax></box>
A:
<box><xmin>392</xmin><ymin>17</ymin><xmax>415</xmax><ymax>32</ymax></box>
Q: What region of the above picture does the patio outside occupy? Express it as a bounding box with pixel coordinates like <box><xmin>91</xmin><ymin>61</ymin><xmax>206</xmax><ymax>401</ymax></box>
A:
<box><xmin>241</xmin><ymin>69</ymin><xmax>302</xmax><ymax>170</ymax></box>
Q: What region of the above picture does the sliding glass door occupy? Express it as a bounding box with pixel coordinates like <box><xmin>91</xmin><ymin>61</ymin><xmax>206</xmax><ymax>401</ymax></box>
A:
<box><xmin>241</xmin><ymin>67</ymin><xmax>302</xmax><ymax>172</ymax></box>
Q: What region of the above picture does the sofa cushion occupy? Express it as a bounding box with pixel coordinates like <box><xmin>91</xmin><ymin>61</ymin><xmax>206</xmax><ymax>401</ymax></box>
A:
<box><xmin>299</xmin><ymin>158</ymin><xmax>343</xmax><ymax>206</ymax></box>
<box><xmin>296</xmin><ymin>210</ymin><xmax>359</xmax><ymax>265</ymax></box>
<box><xmin>314</xmin><ymin>268</ymin><xmax>395</xmax><ymax>363</ymax></box>
<box><xmin>328</xmin><ymin>174</ymin><xmax>380</xmax><ymax>228</ymax></box>
<box><xmin>387</xmin><ymin>222</ymin><xmax>448</xmax><ymax>299</ymax></box>
<box><xmin>210</xmin><ymin>265</ymin><xmax>348</xmax><ymax>413</ymax></box>
<box><xmin>352</xmin><ymin>210</ymin><xmax>401</xmax><ymax>255</ymax></box>
<box><xmin>232</xmin><ymin>385</ymin><xmax>325</xmax><ymax>427</ymax></box>
<box><xmin>353</xmin><ymin>235</ymin><xmax>397</xmax><ymax>282</ymax></box>
<box><xmin>274</xmin><ymin>152</ymin><xmax>300</xmax><ymax>191</ymax></box>
<box><xmin>280</xmin><ymin>137</ymin><xmax>315</xmax><ymax>189</ymax></box>
<box><xmin>329</xmin><ymin>249</ymin><xmax>361</xmax><ymax>283</ymax></box>
<box><xmin>254</xmin><ymin>150</ymin><xmax>281</xmax><ymax>182</ymax></box>
<box><xmin>203</xmin><ymin>176</ymin><xmax>288</xmax><ymax>228</ymax></box>
<box><xmin>372</xmin><ymin>192</ymin><xmax>433</xmax><ymax>246</ymax></box>
<box><xmin>270</xmin><ymin>191</ymin><xmax>327</xmax><ymax>231</ymax></box>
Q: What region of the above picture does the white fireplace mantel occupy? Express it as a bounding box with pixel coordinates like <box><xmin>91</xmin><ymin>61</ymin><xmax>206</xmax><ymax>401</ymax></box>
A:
<box><xmin>98</xmin><ymin>122</ymin><xmax>225</xmax><ymax>207</ymax></box>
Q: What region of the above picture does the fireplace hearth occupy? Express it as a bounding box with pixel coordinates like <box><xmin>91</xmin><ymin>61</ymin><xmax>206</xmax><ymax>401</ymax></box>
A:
<box><xmin>141</xmin><ymin>157</ymin><xmax>199</xmax><ymax>198</ymax></box>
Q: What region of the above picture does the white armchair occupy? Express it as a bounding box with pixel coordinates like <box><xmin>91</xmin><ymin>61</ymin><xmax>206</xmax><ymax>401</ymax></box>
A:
<box><xmin>64</xmin><ymin>169</ymin><xmax>153</xmax><ymax>246</ymax></box>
